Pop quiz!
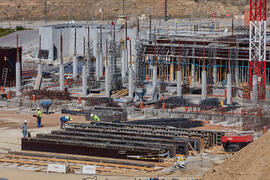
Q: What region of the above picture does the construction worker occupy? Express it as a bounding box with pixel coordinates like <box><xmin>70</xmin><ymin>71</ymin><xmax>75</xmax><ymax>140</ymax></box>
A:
<box><xmin>60</xmin><ymin>116</ymin><xmax>72</xmax><ymax>129</ymax></box>
<box><xmin>37</xmin><ymin>107</ymin><xmax>42</xmax><ymax>128</ymax></box>
<box><xmin>91</xmin><ymin>114</ymin><xmax>100</xmax><ymax>123</ymax></box>
<box><xmin>21</xmin><ymin>120</ymin><xmax>28</xmax><ymax>138</ymax></box>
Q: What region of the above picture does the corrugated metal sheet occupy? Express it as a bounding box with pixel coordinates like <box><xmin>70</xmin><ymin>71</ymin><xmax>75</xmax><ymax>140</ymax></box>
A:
<box><xmin>0</xmin><ymin>47</ymin><xmax>22</xmax><ymax>87</ymax></box>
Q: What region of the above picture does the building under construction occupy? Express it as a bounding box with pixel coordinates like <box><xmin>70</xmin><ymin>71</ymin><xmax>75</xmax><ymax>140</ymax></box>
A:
<box><xmin>0</xmin><ymin>0</ymin><xmax>270</xmax><ymax>177</ymax></box>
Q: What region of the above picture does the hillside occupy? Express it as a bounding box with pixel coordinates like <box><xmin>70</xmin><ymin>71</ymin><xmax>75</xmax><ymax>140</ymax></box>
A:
<box><xmin>202</xmin><ymin>132</ymin><xmax>270</xmax><ymax>180</ymax></box>
<box><xmin>0</xmin><ymin>0</ymin><xmax>249</xmax><ymax>20</ymax></box>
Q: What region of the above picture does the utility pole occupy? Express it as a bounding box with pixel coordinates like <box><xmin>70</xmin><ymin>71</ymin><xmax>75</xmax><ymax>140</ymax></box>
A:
<box><xmin>44</xmin><ymin>0</ymin><xmax>47</xmax><ymax>24</ymax></box>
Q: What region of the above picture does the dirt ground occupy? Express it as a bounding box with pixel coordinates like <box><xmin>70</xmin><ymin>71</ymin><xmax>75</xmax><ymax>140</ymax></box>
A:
<box><xmin>202</xmin><ymin>132</ymin><xmax>270</xmax><ymax>180</ymax></box>
<box><xmin>0</xmin><ymin>109</ymin><xmax>86</xmax><ymax>153</ymax></box>
<box><xmin>0</xmin><ymin>108</ymin><xmax>230</xmax><ymax>179</ymax></box>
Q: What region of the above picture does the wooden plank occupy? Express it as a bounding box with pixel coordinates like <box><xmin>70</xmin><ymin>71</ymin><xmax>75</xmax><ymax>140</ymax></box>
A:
<box><xmin>11</xmin><ymin>150</ymin><xmax>164</xmax><ymax>167</ymax></box>
<box><xmin>0</xmin><ymin>158</ymin><xmax>117</xmax><ymax>173</ymax></box>
<box><xmin>4</xmin><ymin>154</ymin><xmax>154</xmax><ymax>172</ymax></box>
<box><xmin>33</xmin><ymin>74</ymin><xmax>42</xmax><ymax>90</ymax></box>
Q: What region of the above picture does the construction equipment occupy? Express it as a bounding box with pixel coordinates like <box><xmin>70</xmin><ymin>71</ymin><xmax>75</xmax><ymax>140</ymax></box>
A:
<box><xmin>222</xmin><ymin>134</ymin><xmax>253</xmax><ymax>152</ymax></box>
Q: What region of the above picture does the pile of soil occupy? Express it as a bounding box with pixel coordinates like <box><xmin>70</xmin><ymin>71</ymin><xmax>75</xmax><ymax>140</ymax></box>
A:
<box><xmin>202</xmin><ymin>132</ymin><xmax>270</xmax><ymax>180</ymax></box>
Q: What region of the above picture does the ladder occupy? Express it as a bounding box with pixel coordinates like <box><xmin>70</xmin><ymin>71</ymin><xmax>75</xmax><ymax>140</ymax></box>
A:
<box><xmin>0</xmin><ymin>68</ymin><xmax>8</xmax><ymax>87</ymax></box>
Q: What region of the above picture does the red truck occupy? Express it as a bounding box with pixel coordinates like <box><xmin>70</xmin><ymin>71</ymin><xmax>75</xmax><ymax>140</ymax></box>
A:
<box><xmin>222</xmin><ymin>134</ymin><xmax>253</xmax><ymax>152</ymax></box>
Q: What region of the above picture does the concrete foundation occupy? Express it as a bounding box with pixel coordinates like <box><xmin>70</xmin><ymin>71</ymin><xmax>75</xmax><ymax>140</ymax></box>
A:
<box><xmin>177</xmin><ymin>71</ymin><xmax>182</xmax><ymax>97</ymax></box>
<box><xmin>16</xmin><ymin>62</ymin><xmax>21</xmax><ymax>96</ymax></box>
<box><xmin>201</xmin><ymin>70</ymin><xmax>207</xmax><ymax>100</ymax></box>
<box><xmin>128</xmin><ymin>66</ymin><xmax>134</xmax><ymax>98</ymax></box>
<box><xmin>227</xmin><ymin>73</ymin><xmax>232</xmax><ymax>105</ymax></box>
<box><xmin>82</xmin><ymin>64</ymin><xmax>87</xmax><ymax>96</ymax></box>
<box><xmin>59</xmin><ymin>64</ymin><xmax>64</xmax><ymax>91</ymax></box>
<box><xmin>105</xmin><ymin>66</ymin><xmax>111</xmax><ymax>97</ymax></box>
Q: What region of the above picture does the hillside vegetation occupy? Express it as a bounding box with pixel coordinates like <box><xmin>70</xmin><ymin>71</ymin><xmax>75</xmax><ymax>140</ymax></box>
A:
<box><xmin>0</xmin><ymin>0</ymin><xmax>249</xmax><ymax>20</ymax></box>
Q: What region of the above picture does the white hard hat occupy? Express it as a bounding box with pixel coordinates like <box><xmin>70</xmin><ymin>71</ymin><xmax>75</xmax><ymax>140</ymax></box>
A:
<box><xmin>91</xmin><ymin>114</ymin><xmax>94</xmax><ymax>117</ymax></box>
<box><xmin>70</xmin><ymin>118</ymin><xmax>72</xmax><ymax>121</ymax></box>
<box><xmin>37</xmin><ymin>107</ymin><xmax>40</xmax><ymax>110</ymax></box>
<box><xmin>24</xmin><ymin>120</ymin><xmax>27</xmax><ymax>123</ymax></box>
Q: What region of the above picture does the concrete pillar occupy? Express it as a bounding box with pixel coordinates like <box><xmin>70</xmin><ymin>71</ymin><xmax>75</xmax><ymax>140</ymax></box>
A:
<box><xmin>105</xmin><ymin>66</ymin><xmax>111</xmax><ymax>97</ymax></box>
<box><xmin>100</xmin><ymin>53</ymin><xmax>103</xmax><ymax>77</ymax></box>
<box><xmin>16</xmin><ymin>62</ymin><xmax>21</xmax><ymax>96</ymax></box>
<box><xmin>73</xmin><ymin>56</ymin><xmax>77</xmax><ymax>80</ymax></box>
<box><xmin>177</xmin><ymin>71</ymin><xmax>182</xmax><ymax>96</ymax></box>
<box><xmin>213</xmin><ymin>65</ymin><xmax>217</xmax><ymax>86</ymax></box>
<box><xmin>121</xmin><ymin>50</ymin><xmax>127</xmax><ymax>82</ymax></box>
<box><xmin>201</xmin><ymin>70</ymin><xmax>207</xmax><ymax>100</ymax></box>
<box><xmin>252</xmin><ymin>75</ymin><xmax>258</xmax><ymax>102</ymax></box>
<box><xmin>235</xmin><ymin>62</ymin><xmax>239</xmax><ymax>87</ymax></box>
<box><xmin>99</xmin><ymin>25</ymin><xmax>103</xmax><ymax>77</ymax></box>
<box><xmin>37</xmin><ymin>63</ymin><xmax>42</xmax><ymax>77</ymax></box>
<box><xmin>191</xmin><ymin>63</ymin><xmax>195</xmax><ymax>85</ymax></box>
<box><xmin>59</xmin><ymin>64</ymin><xmax>64</xmax><ymax>91</ymax></box>
<box><xmin>170</xmin><ymin>63</ymin><xmax>174</xmax><ymax>82</ymax></box>
<box><xmin>153</xmin><ymin>66</ymin><xmax>157</xmax><ymax>89</ymax></box>
<box><xmin>96</xmin><ymin>49</ymin><xmax>100</xmax><ymax>81</ymax></box>
<box><xmin>82</xmin><ymin>63</ymin><xmax>87</xmax><ymax>96</ymax></box>
<box><xmin>227</xmin><ymin>73</ymin><xmax>232</xmax><ymax>105</ymax></box>
<box><xmin>128</xmin><ymin>66</ymin><xmax>134</xmax><ymax>98</ymax></box>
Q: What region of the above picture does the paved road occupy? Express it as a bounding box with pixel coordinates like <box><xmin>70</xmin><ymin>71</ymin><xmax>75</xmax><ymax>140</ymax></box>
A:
<box><xmin>0</xmin><ymin>30</ymin><xmax>39</xmax><ymax>52</ymax></box>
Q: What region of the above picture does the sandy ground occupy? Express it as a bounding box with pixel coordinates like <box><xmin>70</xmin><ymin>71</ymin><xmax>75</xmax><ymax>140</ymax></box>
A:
<box><xmin>0</xmin><ymin>109</ymin><xmax>86</xmax><ymax>154</ymax></box>
<box><xmin>0</xmin><ymin>108</ymin><xmax>230</xmax><ymax>179</ymax></box>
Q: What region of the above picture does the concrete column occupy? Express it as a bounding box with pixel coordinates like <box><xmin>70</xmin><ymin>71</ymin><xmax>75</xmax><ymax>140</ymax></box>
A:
<box><xmin>16</xmin><ymin>62</ymin><xmax>21</xmax><ymax>96</ymax></box>
<box><xmin>170</xmin><ymin>63</ymin><xmax>174</xmax><ymax>82</ymax></box>
<box><xmin>177</xmin><ymin>71</ymin><xmax>182</xmax><ymax>96</ymax></box>
<box><xmin>235</xmin><ymin>62</ymin><xmax>239</xmax><ymax>87</ymax></box>
<box><xmin>252</xmin><ymin>75</ymin><xmax>258</xmax><ymax>102</ymax></box>
<box><xmin>100</xmin><ymin>53</ymin><xmax>104</xmax><ymax>77</ymax></box>
<box><xmin>96</xmin><ymin>48</ymin><xmax>100</xmax><ymax>81</ymax></box>
<box><xmin>213</xmin><ymin>65</ymin><xmax>217</xmax><ymax>86</ymax></box>
<box><xmin>201</xmin><ymin>70</ymin><xmax>207</xmax><ymax>100</ymax></box>
<box><xmin>153</xmin><ymin>66</ymin><xmax>157</xmax><ymax>89</ymax></box>
<box><xmin>105</xmin><ymin>66</ymin><xmax>111</xmax><ymax>97</ymax></box>
<box><xmin>37</xmin><ymin>63</ymin><xmax>42</xmax><ymax>77</ymax></box>
<box><xmin>82</xmin><ymin>63</ymin><xmax>87</xmax><ymax>96</ymax></box>
<box><xmin>227</xmin><ymin>73</ymin><xmax>232</xmax><ymax>105</ymax></box>
<box><xmin>128</xmin><ymin>66</ymin><xmax>134</xmax><ymax>98</ymax></box>
<box><xmin>121</xmin><ymin>50</ymin><xmax>127</xmax><ymax>82</ymax></box>
<box><xmin>59</xmin><ymin>64</ymin><xmax>64</xmax><ymax>91</ymax></box>
<box><xmin>73</xmin><ymin>56</ymin><xmax>77</xmax><ymax>80</ymax></box>
<box><xmin>191</xmin><ymin>63</ymin><xmax>195</xmax><ymax>85</ymax></box>
<box><xmin>99</xmin><ymin>25</ymin><xmax>103</xmax><ymax>77</ymax></box>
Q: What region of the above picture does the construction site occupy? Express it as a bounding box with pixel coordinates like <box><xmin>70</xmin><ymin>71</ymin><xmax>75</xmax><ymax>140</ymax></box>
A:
<box><xmin>0</xmin><ymin>0</ymin><xmax>270</xmax><ymax>179</ymax></box>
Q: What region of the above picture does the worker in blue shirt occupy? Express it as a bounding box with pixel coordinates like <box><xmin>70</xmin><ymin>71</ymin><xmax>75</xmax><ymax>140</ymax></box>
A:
<box><xmin>21</xmin><ymin>120</ymin><xmax>28</xmax><ymax>138</ymax></box>
<box><xmin>60</xmin><ymin>116</ymin><xmax>72</xmax><ymax>129</ymax></box>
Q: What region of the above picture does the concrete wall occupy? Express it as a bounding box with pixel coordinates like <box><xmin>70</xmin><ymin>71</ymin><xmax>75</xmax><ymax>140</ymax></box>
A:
<box><xmin>39</xmin><ymin>23</ymin><xmax>129</xmax><ymax>61</ymax></box>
